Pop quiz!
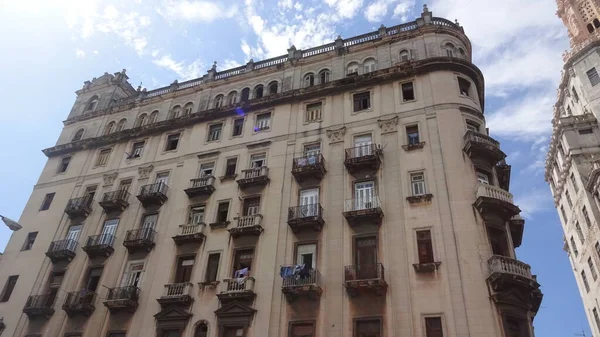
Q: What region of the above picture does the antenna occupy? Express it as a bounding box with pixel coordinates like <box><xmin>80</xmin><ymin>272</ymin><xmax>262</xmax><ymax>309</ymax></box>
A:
<box><xmin>575</xmin><ymin>330</ymin><xmax>586</xmax><ymax>337</ymax></box>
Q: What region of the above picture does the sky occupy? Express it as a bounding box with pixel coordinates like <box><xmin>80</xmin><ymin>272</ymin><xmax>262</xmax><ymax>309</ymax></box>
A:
<box><xmin>0</xmin><ymin>0</ymin><xmax>590</xmax><ymax>335</ymax></box>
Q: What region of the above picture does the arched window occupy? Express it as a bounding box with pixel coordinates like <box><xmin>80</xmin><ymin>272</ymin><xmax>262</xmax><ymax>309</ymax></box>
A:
<box><xmin>304</xmin><ymin>73</ymin><xmax>315</xmax><ymax>87</ymax></box>
<box><xmin>458</xmin><ymin>48</ymin><xmax>466</xmax><ymax>59</ymax></box>
<box><xmin>184</xmin><ymin>102</ymin><xmax>194</xmax><ymax>115</ymax></box>
<box><xmin>399</xmin><ymin>50</ymin><xmax>410</xmax><ymax>62</ymax></box>
<box><xmin>253</xmin><ymin>85</ymin><xmax>264</xmax><ymax>99</ymax></box>
<box><xmin>104</xmin><ymin>121</ymin><xmax>115</xmax><ymax>135</ymax></box>
<box><xmin>594</xmin><ymin>18</ymin><xmax>600</xmax><ymax>28</ymax></box>
<box><xmin>347</xmin><ymin>62</ymin><xmax>359</xmax><ymax>75</ymax></box>
<box><xmin>148</xmin><ymin>110</ymin><xmax>159</xmax><ymax>124</ymax></box>
<box><xmin>445</xmin><ymin>43</ymin><xmax>455</xmax><ymax>57</ymax></box>
<box><xmin>268</xmin><ymin>81</ymin><xmax>278</xmax><ymax>95</ymax></box>
<box><xmin>319</xmin><ymin>69</ymin><xmax>330</xmax><ymax>84</ymax></box>
<box><xmin>588</xmin><ymin>23</ymin><xmax>595</xmax><ymax>33</ymax></box>
<box><xmin>214</xmin><ymin>95</ymin><xmax>224</xmax><ymax>108</ymax></box>
<box><xmin>227</xmin><ymin>91</ymin><xmax>238</xmax><ymax>105</ymax></box>
<box><xmin>194</xmin><ymin>323</ymin><xmax>208</xmax><ymax>337</ymax></box>
<box><xmin>85</xmin><ymin>95</ymin><xmax>99</xmax><ymax>112</ymax></box>
<box><xmin>168</xmin><ymin>105</ymin><xmax>181</xmax><ymax>120</ymax></box>
<box><xmin>72</xmin><ymin>129</ymin><xmax>84</xmax><ymax>142</ymax></box>
<box><xmin>241</xmin><ymin>88</ymin><xmax>250</xmax><ymax>102</ymax></box>
<box><xmin>363</xmin><ymin>58</ymin><xmax>376</xmax><ymax>73</ymax></box>
<box><xmin>135</xmin><ymin>113</ymin><xmax>148</xmax><ymax>127</ymax></box>
<box><xmin>116</xmin><ymin>118</ymin><xmax>127</xmax><ymax>132</ymax></box>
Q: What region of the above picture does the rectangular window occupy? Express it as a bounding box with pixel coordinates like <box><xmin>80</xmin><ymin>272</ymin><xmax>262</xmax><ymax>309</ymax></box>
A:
<box><xmin>406</xmin><ymin>125</ymin><xmax>420</xmax><ymax>145</ymax></box>
<box><xmin>216</xmin><ymin>201</ymin><xmax>230</xmax><ymax>223</ymax></box>
<box><xmin>582</xmin><ymin>270</ymin><xmax>590</xmax><ymax>292</ymax></box>
<box><xmin>476</xmin><ymin>171</ymin><xmax>490</xmax><ymax>184</ymax></box>
<box><xmin>416</xmin><ymin>230</ymin><xmax>434</xmax><ymax>264</ymax></box>
<box><xmin>223</xmin><ymin>327</ymin><xmax>245</xmax><ymax>337</ymax></box>
<box><xmin>243</xmin><ymin>197</ymin><xmax>261</xmax><ymax>216</ymax></box>
<box><xmin>22</xmin><ymin>232</ymin><xmax>38</xmax><ymax>251</ymax></box>
<box><xmin>141</xmin><ymin>213</ymin><xmax>158</xmax><ymax>230</ymax></box>
<box><xmin>255</xmin><ymin>112</ymin><xmax>271</xmax><ymax>132</ymax></box>
<box><xmin>571</xmin><ymin>236</ymin><xmax>579</xmax><ymax>256</ymax></box>
<box><xmin>570</xmin><ymin>173</ymin><xmax>579</xmax><ymax>192</ymax></box>
<box><xmin>458</xmin><ymin>77</ymin><xmax>471</xmax><ymax>97</ymax></box>
<box><xmin>207</xmin><ymin>123</ymin><xmax>223</xmax><ymax>142</ymax></box>
<box><xmin>572</xmin><ymin>86</ymin><xmax>580</xmax><ymax>102</ymax></box>
<box><xmin>567</xmin><ymin>105</ymin><xmax>573</xmax><ymax>115</ymax></box>
<box><xmin>57</xmin><ymin>156</ymin><xmax>71</xmax><ymax>173</ymax></box>
<box><xmin>130</xmin><ymin>141</ymin><xmax>145</xmax><ymax>158</ymax></box>
<box><xmin>119</xmin><ymin>179</ymin><xmax>132</xmax><ymax>192</ymax></box>
<box><xmin>120</xmin><ymin>260</ymin><xmax>145</xmax><ymax>288</ymax></box>
<box><xmin>96</xmin><ymin>149</ymin><xmax>111</xmax><ymax>166</ymax></box>
<box><xmin>583</xmin><ymin>206</ymin><xmax>591</xmax><ymax>227</ymax></box>
<box><xmin>250</xmin><ymin>153</ymin><xmax>266</xmax><ymax>168</ymax></box>
<box><xmin>232</xmin><ymin>118</ymin><xmax>244</xmax><ymax>137</ymax></box>
<box><xmin>232</xmin><ymin>248</ymin><xmax>254</xmax><ymax>276</ymax></box>
<box><xmin>174</xmin><ymin>256</ymin><xmax>195</xmax><ymax>283</ymax></box>
<box><xmin>155</xmin><ymin>172</ymin><xmax>170</xmax><ymax>185</ymax></box>
<box><xmin>587</xmin><ymin>67</ymin><xmax>600</xmax><ymax>86</ymax></box>
<box><xmin>589</xmin><ymin>257</ymin><xmax>598</xmax><ymax>280</ymax></box>
<box><xmin>0</xmin><ymin>275</ymin><xmax>18</xmax><ymax>302</ymax></box>
<box><xmin>596</xmin><ymin>241</ymin><xmax>600</xmax><ymax>260</ymax></box>
<box><xmin>560</xmin><ymin>205</ymin><xmax>568</xmax><ymax>222</ymax></box>
<box><xmin>353</xmin><ymin>91</ymin><xmax>371</xmax><ymax>112</ymax></box>
<box><xmin>594</xmin><ymin>308</ymin><xmax>600</xmax><ymax>330</ymax></box>
<box><xmin>40</xmin><ymin>192</ymin><xmax>55</xmax><ymax>211</ymax></box>
<box><xmin>289</xmin><ymin>322</ymin><xmax>315</xmax><ymax>337</ymax></box>
<box><xmin>411</xmin><ymin>172</ymin><xmax>426</xmax><ymax>196</ymax></box>
<box><xmin>354</xmin><ymin>181</ymin><xmax>375</xmax><ymax>210</ymax></box>
<box><xmin>189</xmin><ymin>205</ymin><xmax>205</xmax><ymax>224</ymax></box>
<box><xmin>401</xmin><ymin>82</ymin><xmax>415</xmax><ymax>101</ymax></box>
<box><xmin>354</xmin><ymin>318</ymin><xmax>381</xmax><ymax>337</ymax></box>
<box><xmin>579</xmin><ymin>128</ymin><xmax>593</xmax><ymax>135</ymax></box>
<box><xmin>305</xmin><ymin>102</ymin><xmax>323</xmax><ymax>122</ymax></box>
<box><xmin>425</xmin><ymin>317</ymin><xmax>444</xmax><ymax>337</ymax></box>
<box><xmin>296</xmin><ymin>243</ymin><xmax>317</xmax><ymax>269</ymax></box>
<box><xmin>199</xmin><ymin>163</ymin><xmax>215</xmax><ymax>177</ymax></box>
<box><xmin>558</xmin><ymin>143</ymin><xmax>565</xmax><ymax>157</ymax></box>
<box><xmin>165</xmin><ymin>133</ymin><xmax>180</xmax><ymax>151</ymax></box>
<box><xmin>466</xmin><ymin>120</ymin><xmax>480</xmax><ymax>133</ymax></box>
<box><xmin>84</xmin><ymin>267</ymin><xmax>104</xmax><ymax>292</ymax></box>
<box><xmin>566</xmin><ymin>190</ymin><xmax>573</xmax><ymax>208</ymax></box>
<box><xmin>205</xmin><ymin>253</ymin><xmax>221</xmax><ymax>282</ymax></box>
<box><xmin>225</xmin><ymin>158</ymin><xmax>237</xmax><ymax>176</ymax></box>
<box><xmin>576</xmin><ymin>221</ymin><xmax>585</xmax><ymax>243</ymax></box>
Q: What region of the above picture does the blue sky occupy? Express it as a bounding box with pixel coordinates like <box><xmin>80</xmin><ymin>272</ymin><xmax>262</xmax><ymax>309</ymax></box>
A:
<box><xmin>0</xmin><ymin>0</ymin><xmax>589</xmax><ymax>335</ymax></box>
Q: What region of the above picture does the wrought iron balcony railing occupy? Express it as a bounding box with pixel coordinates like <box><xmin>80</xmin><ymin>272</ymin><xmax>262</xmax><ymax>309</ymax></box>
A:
<box><xmin>65</xmin><ymin>195</ymin><xmax>93</xmax><ymax>218</ymax></box>
<box><xmin>344</xmin><ymin>263</ymin><xmax>385</xmax><ymax>282</ymax></box>
<box><xmin>99</xmin><ymin>189</ymin><xmax>130</xmax><ymax>212</ymax></box>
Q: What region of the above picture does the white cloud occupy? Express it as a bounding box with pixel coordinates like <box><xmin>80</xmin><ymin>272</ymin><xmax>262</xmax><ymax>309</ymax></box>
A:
<box><xmin>75</xmin><ymin>49</ymin><xmax>86</xmax><ymax>58</ymax></box>
<box><xmin>222</xmin><ymin>59</ymin><xmax>243</xmax><ymax>69</ymax></box>
<box><xmin>157</xmin><ymin>0</ymin><xmax>238</xmax><ymax>23</ymax></box>
<box><xmin>325</xmin><ymin>0</ymin><xmax>364</xmax><ymax>19</ymax></box>
<box><xmin>392</xmin><ymin>0</ymin><xmax>415</xmax><ymax>21</ymax></box>
<box><xmin>153</xmin><ymin>55</ymin><xmax>204</xmax><ymax>80</ymax></box>
<box><xmin>487</xmin><ymin>92</ymin><xmax>555</xmax><ymax>140</ymax></box>
<box><xmin>514</xmin><ymin>187</ymin><xmax>553</xmax><ymax>219</ymax></box>
<box><xmin>364</xmin><ymin>0</ymin><xmax>415</xmax><ymax>22</ymax></box>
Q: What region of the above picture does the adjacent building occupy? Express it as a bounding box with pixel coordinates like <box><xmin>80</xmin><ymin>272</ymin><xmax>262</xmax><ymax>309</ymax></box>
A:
<box><xmin>546</xmin><ymin>1</ymin><xmax>600</xmax><ymax>335</ymax></box>
<box><xmin>0</xmin><ymin>6</ymin><xmax>542</xmax><ymax>337</ymax></box>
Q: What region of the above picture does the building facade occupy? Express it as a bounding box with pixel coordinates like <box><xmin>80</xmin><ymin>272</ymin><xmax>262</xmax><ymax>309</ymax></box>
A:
<box><xmin>546</xmin><ymin>1</ymin><xmax>600</xmax><ymax>335</ymax></box>
<box><xmin>0</xmin><ymin>6</ymin><xmax>542</xmax><ymax>337</ymax></box>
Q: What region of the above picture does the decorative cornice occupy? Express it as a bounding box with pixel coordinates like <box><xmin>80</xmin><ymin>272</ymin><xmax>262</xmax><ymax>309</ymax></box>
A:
<box><xmin>138</xmin><ymin>165</ymin><xmax>154</xmax><ymax>180</ymax></box>
<box><xmin>44</xmin><ymin>58</ymin><xmax>485</xmax><ymax>158</ymax></box>
<box><xmin>246</xmin><ymin>140</ymin><xmax>272</xmax><ymax>149</ymax></box>
<box><xmin>102</xmin><ymin>172</ymin><xmax>118</xmax><ymax>187</ymax></box>
<box><xmin>377</xmin><ymin>115</ymin><xmax>399</xmax><ymax>134</ymax></box>
<box><xmin>326</xmin><ymin>126</ymin><xmax>347</xmax><ymax>144</ymax></box>
<box><xmin>197</xmin><ymin>151</ymin><xmax>220</xmax><ymax>159</ymax></box>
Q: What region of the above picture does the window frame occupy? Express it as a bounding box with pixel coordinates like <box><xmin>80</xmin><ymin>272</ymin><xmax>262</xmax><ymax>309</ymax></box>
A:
<box><xmin>165</xmin><ymin>132</ymin><xmax>181</xmax><ymax>152</ymax></box>
<box><xmin>288</xmin><ymin>320</ymin><xmax>316</xmax><ymax>337</ymax></box>
<box><xmin>40</xmin><ymin>192</ymin><xmax>55</xmax><ymax>211</ymax></box>
<box><xmin>416</xmin><ymin>229</ymin><xmax>435</xmax><ymax>264</ymax></box>
<box><xmin>216</xmin><ymin>200</ymin><xmax>231</xmax><ymax>223</ymax></box>
<box><xmin>353</xmin><ymin>316</ymin><xmax>382</xmax><ymax>337</ymax></box>
<box><xmin>405</xmin><ymin>124</ymin><xmax>420</xmax><ymax>145</ymax></box>
<box><xmin>582</xmin><ymin>270</ymin><xmax>590</xmax><ymax>292</ymax></box>
<box><xmin>401</xmin><ymin>81</ymin><xmax>415</xmax><ymax>102</ymax></box>
<box><xmin>579</xmin><ymin>128</ymin><xmax>594</xmax><ymax>135</ymax></box>
<box><xmin>232</xmin><ymin>118</ymin><xmax>245</xmax><ymax>137</ymax></box>
<box><xmin>57</xmin><ymin>156</ymin><xmax>72</xmax><ymax>174</ymax></box>
<box><xmin>96</xmin><ymin>148</ymin><xmax>112</xmax><ymax>167</ymax></box>
<box><xmin>207</xmin><ymin>122</ymin><xmax>224</xmax><ymax>142</ymax></box>
<box><xmin>22</xmin><ymin>232</ymin><xmax>38</xmax><ymax>251</ymax></box>
<box><xmin>0</xmin><ymin>275</ymin><xmax>19</xmax><ymax>302</ymax></box>
<box><xmin>130</xmin><ymin>141</ymin><xmax>145</xmax><ymax>159</ymax></box>
<box><xmin>305</xmin><ymin>101</ymin><xmax>323</xmax><ymax>123</ymax></box>
<box><xmin>224</xmin><ymin>157</ymin><xmax>238</xmax><ymax>177</ymax></box>
<box><xmin>424</xmin><ymin>315</ymin><xmax>445</xmax><ymax>337</ymax></box>
<box><xmin>410</xmin><ymin>171</ymin><xmax>427</xmax><ymax>196</ymax></box>
<box><xmin>254</xmin><ymin>112</ymin><xmax>272</xmax><ymax>133</ymax></box>
<box><xmin>457</xmin><ymin>77</ymin><xmax>472</xmax><ymax>97</ymax></box>
<box><xmin>352</xmin><ymin>91</ymin><xmax>371</xmax><ymax>112</ymax></box>
<box><xmin>587</xmin><ymin>67</ymin><xmax>600</xmax><ymax>87</ymax></box>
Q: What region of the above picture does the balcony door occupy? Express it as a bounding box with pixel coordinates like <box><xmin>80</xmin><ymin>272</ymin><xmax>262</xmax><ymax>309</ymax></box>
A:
<box><xmin>141</xmin><ymin>214</ymin><xmax>158</xmax><ymax>239</ymax></box>
<box><xmin>155</xmin><ymin>172</ymin><xmax>169</xmax><ymax>185</ymax></box>
<box><xmin>232</xmin><ymin>249</ymin><xmax>254</xmax><ymax>277</ymax></box>
<box><xmin>354</xmin><ymin>181</ymin><xmax>375</xmax><ymax>210</ymax></box>
<box><xmin>223</xmin><ymin>327</ymin><xmax>245</xmax><ymax>337</ymax></box>
<box><xmin>250</xmin><ymin>153</ymin><xmax>266</xmax><ymax>168</ymax></box>
<box><xmin>354</xmin><ymin>134</ymin><xmax>372</xmax><ymax>156</ymax></box>
<box><xmin>121</xmin><ymin>260</ymin><xmax>145</xmax><ymax>288</ymax></box>
<box><xmin>100</xmin><ymin>219</ymin><xmax>119</xmax><ymax>245</ymax></box>
<box><xmin>85</xmin><ymin>267</ymin><xmax>104</xmax><ymax>292</ymax></box>
<box><xmin>66</xmin><ymin>224</ymin><xmax>82</xmax><ymax>250</ymax></box>
<box><xmin>243</xmin><ymin>197</ymin><xmax>260</xmax><ymax>216</ymax></box>
<box><xmin>174</xmin><ymin>256</ymin><xmax>195</xmax><ymax>283</ymax></box>
<box><xmin>300</xmin><ymin>189</ymin><xmax>319</xmax><ymax>217</ymax></box>
<box><xmin>355</xmin><ymin>236</ymin><xmax>377</xmax><ymax>279</ymax></box>
<box><xmin>296</xmin><ymin>243</ymin><xmax>316</xmax><ymax>269</ymax></box>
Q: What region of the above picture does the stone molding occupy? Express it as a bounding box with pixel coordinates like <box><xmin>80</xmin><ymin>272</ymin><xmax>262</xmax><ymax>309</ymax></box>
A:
<box><xmin>138</xmin><ymin>165</ymin><xmax>154</xmax><ymax>180</ymax></box>
<box><xmin>326</xmin><ymin>126</ymin><xmax>346</xmax><ymax>144</ymax></box>
<box><xmin>377</xmin><ymin>116</ymin><xmax>399</xmax><ymax>134</ymax></box>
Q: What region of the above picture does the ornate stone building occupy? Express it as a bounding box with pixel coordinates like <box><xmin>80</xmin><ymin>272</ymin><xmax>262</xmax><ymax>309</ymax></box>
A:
<box><xmin>0</xmin><ymin>6</ymin><xmax>541</xmax><ymax>337</ymax></box>
<box><xmin>546</xmin><ymin>1</ymin><xmax>600</xmax><ymax>335</ymax></box>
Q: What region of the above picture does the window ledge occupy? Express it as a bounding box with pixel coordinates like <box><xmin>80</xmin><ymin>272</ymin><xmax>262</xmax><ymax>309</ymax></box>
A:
<box><xmin>209</xmin><ymin>221</ymin><xmax>230</xmax><ymax>229</ymax></box>
<box><xmin>412</xmin><ymin>262</ymin><xmax>442</xmax><ymax>273</ymax></box>
<box><xmin>206</xmin><ymin>139</ymin><xmax>222</xmax><ymax>144</ymax></box>
<box><xmin>406</xmin><ymin>194</ymin><xmax>433</xmax><ymax>204</ymax></box>
<box><xmin>198</xmin><ymin>281</ymin><xmax>220</xmax><ymax>288</ymax></box>
<box><xmin>351</xmin><ymin>108</ymin><xmax>372</xmax><ymax>115</ymax></box>
<box><xmin>219</xmin><ymin>174</ymin><xmax>237</xmax><ymax>181</ymax></box>
<box><xmin>402</xmin><ymin>142</ymin><xmax>426</xmax><ymax>151</ymax></box>
<box><xmin>401</xmin><ymin>99</ymin><xmax>417</xmax><ymax>103</ymax></box>
<box><xmin>126</xmin><ymin>155</ymin><xmax>142</xmax><ymax>161</ymax></box>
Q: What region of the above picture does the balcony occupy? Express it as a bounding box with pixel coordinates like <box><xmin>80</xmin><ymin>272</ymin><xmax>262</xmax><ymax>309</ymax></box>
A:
<box><xmin>281</xmin><ymin>269</ymin><xmax>322</xmax><ymax>302</ymax></box>
<box><xmin>217</xmin><ymin>277</ymin><xmax>256</xmax><ymax>303</ymax></box>
<box><xmin>474</xmin><ymin>183</ymin><xmax>520</xmax><ymax>221</ymax></box>
<box><xmin>98</xmin><ymin>190</ymin><xmax>130</xmax><ymax>213</ymax></box>
<box><xmin>229</xmin><ymin>215</ymin><xmax>264</xmax><ymax>238</ymax></box>
<box><xmin>509</xmin><ymin>214</ymin><xmax>525</xmax><ymax>248</ymax></box>
<box><xmin>343</xmin><ymin>197</ymin><xmax>384</xmax><ymax>226</ymax></box>
<box><xmin>287</xmin><ymin>204</ymin><xmax>325</xmax><ymax>233</ymax></box>
<box><xmin>45</xmin><ymin>239</ymin><xmax>77</xmax><ymax>263</ymax></box>
<box><xmin>103</xmin><ymin>286</ymin><xmax>139</xmax><ymax>313</ymax></box>
<box><xmin>487</xmin><ymin>255</ymin><xmax>539</xmax><ymax>293</ymax></box>
<box><xmin>23</xmin><ymin>294</ymin><xmax>55</xmax><ymax>319</ymax></box>
<box><xmin>291</xmin><ymin>154</ymin><xmax>326</xmax><ymax>183</ymax></box>
<box><xmin>157</xmin><ymin>283</ymin><xmax>194</xmax><ymax>307</ymax></box>
<box><xmin>237</xmin><ymin>167</ymin><xmax>270</xmax><ymax>189</ymax></box>
<box><xmin>123</xmin><ymin>228</ymin><xmax>156</xmax><ymax>253</ymax></box>
<box><xmin>64</xmin><ymin>195</ymin><xmax>93</xmax><ymax>219</ymax></box>
<box><xmin>184</xmin><ymin>176</ymin><xmax>216</xmax><ymax>198</ymax></box>
<box><xmin>172</xmin><ymin>224</ymin><xmax>206</xmax><ymax>246</ymax></box>
<box><xmin>82</xmin><ymin>234</ymin><xmax>115</xmax><ymax>258</ymax></box>
<box><xmin>62</xmin><ymin>290</ymin><xmax>96</xmax><ymax>317</ymax></box>
<box><xmin>137</xmin><ymin>182</ymin><xmax>168</xmax><ymax>207</ymax></box>
<box><xmin>344</xmin><ymin>144</ymin><xmax>382</xmax><ymax>174</ymax></box>
<box><xmin>463</xmin><ymin>131</ymin><xmax>506</xmax><ymax>165</ymax></box>
<box><xmin>344</xmin><ymin>263</ymin><xmax>387</xmax><ymax>297</ymax></box>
